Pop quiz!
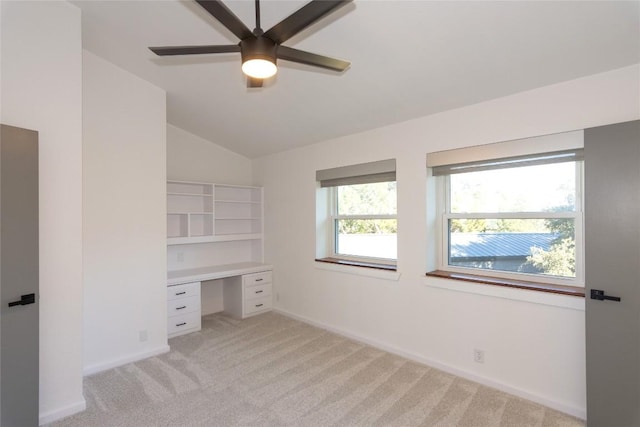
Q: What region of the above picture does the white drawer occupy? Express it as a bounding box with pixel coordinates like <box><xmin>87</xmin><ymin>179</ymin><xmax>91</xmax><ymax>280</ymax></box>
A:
<box><xmin>167</xmin><ymin>295</ymin><xmax>200</xmax><ymax>317</ymax></box>
<box><xmin>243</xmin><ymin>271</ymin><xmax>272</xmax><ymax>287</ymax></box>
<box><xmin>168</xmin><ymin>311</ymin><xmax>201</xmax><ymax>337</ymax></box>
<box><xmin>245</xmin><ymin>283</ymin><xmax>272</xmax><ymax>300</ymax></box>
<box><xmin>244</xmin><ymin>295</ymin><xmax>272</xmax><ymax>315</ymax></box>
<box><xmin>167</xmin><ymin>281</ymin><xmax>200</xmax><ymax>300</ymax></box>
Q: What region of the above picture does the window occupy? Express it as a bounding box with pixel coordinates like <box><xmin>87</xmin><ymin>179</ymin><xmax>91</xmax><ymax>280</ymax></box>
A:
<box><xmin>333</xmin><ymin>181</ymin><xmax>397</xmax><ymax>261</ymax></box>
<box><xmin>316</xmin><ymin>159</ymin><xmax>397</xmax><ymax>268</ymax></box>
<box><xmin>433</xmin><ymin>149</ymin><xmax>584</xmax><ymax>286</ymax></box>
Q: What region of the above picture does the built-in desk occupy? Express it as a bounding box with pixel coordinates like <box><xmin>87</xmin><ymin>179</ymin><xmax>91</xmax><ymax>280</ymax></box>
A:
<box><xmin>168</xmin><ymin>262</ymin><xmax>273</xmax><ymax>285</ymax></box>
<box><xmin>167</xmin><ymin>262</ymin><xmax>273</xmax><ymax>338</ymax></box>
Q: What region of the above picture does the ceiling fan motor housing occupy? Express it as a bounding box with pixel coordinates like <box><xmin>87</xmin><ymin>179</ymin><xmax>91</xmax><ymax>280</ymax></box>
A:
<box><xmin>240</xmin><ymin>37</ymin><xmax>277</xmax><ymax>65</ymax></box>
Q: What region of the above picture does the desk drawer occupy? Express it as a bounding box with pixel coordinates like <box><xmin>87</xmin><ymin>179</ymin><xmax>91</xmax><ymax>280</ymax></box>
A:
<box><xmin>244</xmin><ymin>295</ymin><xmax>272</xmax><ymax>315</ymax></box>
<box><xmin>245</xmin><ymin>283</ymin><xmax>272</xmax><ymax>300</ymax></box>
<box><xmin>168</xmin><ymin>311</ymin><xmax>201</xmax><ymax>337</ymax></box>
<box><xmin>243</xmin><ymin>271</ymin><xmax>272</xmax><ymax>287</ymax></box>
<box><xmin>167</xmin><ymin>295</ymin><xmax>200</xmax><ymax>317</ymax></box>
<box><xmin>167</xmin><ymin>281</ymin><xmax>200</xmax><ymax>300</ymax></box>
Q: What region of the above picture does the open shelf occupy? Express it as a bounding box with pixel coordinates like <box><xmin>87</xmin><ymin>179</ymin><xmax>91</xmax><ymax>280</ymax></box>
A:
<box><xmin>215</xmin><ymin>201</ymin><xmax>261</xmax><ymax>219</ymax></box>
<box><xmin>167</xmin><ymin>213</ymin><xmax>188</xmax><ymax>238</ymax></box>
<box><xmin>215</xmin><ymin>218</ymin><xmax>261</xmax><ymax>235</ymax></box>
<box><xmin>167</xmin><ymin>180</ymin><xmax>264</xmax><ymax>246</ymax></box>
<box><xmin>215</xmin><ymin>185</ymin><xmax>261</xmax><ymax>203</ymax></box>
<box><xmin>167</xmin><ymin>181</ymin><xmax>213</xmax><ymax>196</ymax></box>
<box><xmin>190</xmin><ymin>213</ymin><xmax>214</xmax><ymax>237</ymax></box>
<box><xmin>167</xmin><ymin>233</ymin><xmax>262</xmax><ymax>246</ymax></box>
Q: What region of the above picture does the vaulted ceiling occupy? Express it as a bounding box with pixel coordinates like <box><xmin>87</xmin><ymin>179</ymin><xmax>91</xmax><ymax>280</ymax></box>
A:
<box><xmin>74</xmin><ymin>1</ymin><xmax>639</xmax><ymax>158</ymax></box>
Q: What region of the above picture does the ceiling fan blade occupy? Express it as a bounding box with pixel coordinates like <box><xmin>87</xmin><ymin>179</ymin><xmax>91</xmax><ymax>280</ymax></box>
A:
<box><xmin>149</xmin><ymin>45</ymin><xmax>240</xmax><ymax>56</ymax></box>
<box><xmin>195</xmin><ymin>0</ymin><xmax>253</xmax><ymax>40</ymax></box>
<box><xmin>264</xmin><ymin>0</ymin><xmax>352</xmax><ymax>44</ymax></box>
<box><xmin>277</xmin><ymin>46</ymin><xmax>350</xmax><ymax>72</ymax></box>
<box><xmin>247</xmin><ymin>77</ymin><xmax>264</xmax><ymax>88</ymax></box>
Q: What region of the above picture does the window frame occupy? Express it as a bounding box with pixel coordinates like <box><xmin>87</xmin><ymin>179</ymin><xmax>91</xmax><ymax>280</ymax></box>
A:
<box><xmin>436</xmin><ymin>159</ymin><xmax>585</xmax><ymax>287</ymax></box>
<box><xmin>328</xmin><ymin>183</ymin><xmax>398</xmax><ymax>266</ymax></box>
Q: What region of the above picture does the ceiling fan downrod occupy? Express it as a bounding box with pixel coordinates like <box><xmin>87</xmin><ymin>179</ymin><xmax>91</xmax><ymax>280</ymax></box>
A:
<box><xmin>254</xmin><ymin>0</ymin><xmax>261</xmax><ymax>32</ymax></box>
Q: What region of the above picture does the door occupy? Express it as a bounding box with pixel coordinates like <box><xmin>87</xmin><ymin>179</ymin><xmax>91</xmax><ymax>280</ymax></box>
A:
<box><xmin>0</xmin><ymin>124</ymin><xmax>39</xmax><ymax>427</ymax></box>
<box><xmin>585</xmin><ymin>120</ymin><xmax>640</xmax><ymax>426</ymax></box>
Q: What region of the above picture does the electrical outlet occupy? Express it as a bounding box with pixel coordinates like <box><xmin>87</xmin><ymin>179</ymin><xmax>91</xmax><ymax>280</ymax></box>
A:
<box><xmin>474</xmin><ymin>349</ymin><xmax>485</xmax><ymax>364</ymax></box>
<box><xmin>139</xmin><ymin>330</ymin><xmax>148</xmax><ymax>342</ymax></box>
<box><xmin>177</xmin><ymin>252</ymin><xmax>184</xmax><ymax>262</ymax></box>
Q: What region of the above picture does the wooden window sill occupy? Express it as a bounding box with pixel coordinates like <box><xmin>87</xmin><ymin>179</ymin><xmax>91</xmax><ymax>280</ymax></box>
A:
<box><xmin>425</xmin><ymin>270</ymin><xmax>584</xmax><ymax>297</ymax></box>
<box><xmin>315</xmin><ymin>257</ymin><xmax>397</xmax><ymax>272</ymax></box>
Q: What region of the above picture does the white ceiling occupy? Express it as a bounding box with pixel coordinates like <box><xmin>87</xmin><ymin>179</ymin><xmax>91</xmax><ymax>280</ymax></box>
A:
<box><xmin>74</xmin><ymin>0</ymin><xmax>639</xmax><ymax>158</ymax></box>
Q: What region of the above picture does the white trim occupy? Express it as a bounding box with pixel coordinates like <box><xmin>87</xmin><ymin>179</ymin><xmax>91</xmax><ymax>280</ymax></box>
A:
<box><xmin>39</xmin><ymin>398</ymin><xmax>86</xmax><ymax>425</ymax></box>
<box><xmin>274</xmin><ymin>307</ymin><xmax>586</xmax><ymax>420</ymax></box>
<box><xmin>424</xmin><ymin>275</ymin><xmax>585</xmax><ymax>311</ymax></box>
<box><xmin>83</xmin><ymin>345</ymin><xmax>170</xmax><ymax>376</ymax></box>
<box><xmin>314</xmin><ymin>260</ymin><xmax>401</xmax><ymax>281</ymax></box>
<box><xmin>335</xmin><ymin>214</ymin><xmax>397</xmax><ymax>220</ymax></box>
<box><xmin>446</xmin><ymin>212</ymin><xmax>578</xmax><ymax>219</ymax></box>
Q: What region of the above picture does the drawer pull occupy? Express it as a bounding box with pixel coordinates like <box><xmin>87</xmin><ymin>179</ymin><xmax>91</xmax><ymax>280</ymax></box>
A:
<box><xmin>255</xmin><ymin>290</ymin><xmax>263</xmax><ymax>294</ymax></box>
<box><xmin>176</xmin><ymin>322</ymin><xmax>187</xmax><ymax>327</ymax></box>
<box><xmin>176</xmin><ymin>306</ymin><xmax>187</xmax><ymax>310</ymax></box>
<box><xmin>175</xmin><ymin>291</ymin><xmax>186</xmax><ymax>296</ymax></box>
<box><xmin>256</xmin><ymin>303</ymin><xmax>264</xmax><ymax>307</ymax></box>
<box><xmin>255</xmin><ymin>278</ymin><xmax>264</xmax><ymax>282</ymax></box>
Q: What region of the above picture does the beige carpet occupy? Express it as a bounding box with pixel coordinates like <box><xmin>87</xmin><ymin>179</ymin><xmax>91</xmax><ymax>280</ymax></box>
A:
<box><xmin>50</xmin><ymin>312</ymin><xmax>584</xmax><ymax>426</ymax></box>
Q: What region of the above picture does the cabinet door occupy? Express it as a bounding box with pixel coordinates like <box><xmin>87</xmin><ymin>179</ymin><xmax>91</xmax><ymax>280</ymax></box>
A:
<box><xmin>585</xmin><ymin>120</ymin><xmax>640</xmax><ymax>426</ymax></box>
<box><xmin>0</xmin><ymin>124</ymin><xmax>39</xmax><ymax>426</ymax></box>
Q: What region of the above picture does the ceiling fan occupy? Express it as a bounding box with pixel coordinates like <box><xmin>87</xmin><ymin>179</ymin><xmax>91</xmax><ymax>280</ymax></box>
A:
<box><xmin>150</xmin><ymin>0</ymin><xmax>352</xmax><ymax>87</ymax></box>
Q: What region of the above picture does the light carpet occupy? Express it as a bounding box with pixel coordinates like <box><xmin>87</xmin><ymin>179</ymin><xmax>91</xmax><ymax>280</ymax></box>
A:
<box><xmin>50</xmin><ymin>312</ymin><xmax>584</xmax><ymax>426</ymax></box>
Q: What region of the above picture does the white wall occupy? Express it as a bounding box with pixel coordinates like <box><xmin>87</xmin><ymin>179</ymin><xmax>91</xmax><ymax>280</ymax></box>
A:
<box><xmin>167</xmin><ymin>124</ymin><xmax>252</xmax><ymax>184</ymax></box>
<box><xmin>1</xmin><ymin>1</ymin><xmax>84</xmax><ymax>423</ymax></box>
<box><xmin>82</xmin><ymin>51</ymin><xmax>168</xmax><ymax>375</ymax></box>
<box><xmin>167</xmin><ymin>124</ymin><xmax>253</xmax><ymax>314</ymax></box>
<box><xmin>253</xmin><ymin>65</ymin><xmax>640</xmax><ymax>419</ymax></box>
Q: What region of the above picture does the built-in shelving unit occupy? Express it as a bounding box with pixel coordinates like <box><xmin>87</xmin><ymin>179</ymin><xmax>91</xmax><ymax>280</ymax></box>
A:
<box><xmin>167</xmin><ymin>181</ymin><xmax>263</xmax><ymax>245</ymax></box>
<box><xmin>166</xmin><ymin>181</ymin><xmax>271</xmax><ymax>336</ymax></box>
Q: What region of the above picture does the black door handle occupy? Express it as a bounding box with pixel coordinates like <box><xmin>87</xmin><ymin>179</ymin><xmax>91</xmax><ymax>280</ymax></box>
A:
<box><xmin>590</xmin><ymin>289</ymin><xmax>621</xmax><ymax>302</ymax></box>
<box><xmin>8</xmin><ymin>293</ymin><xmax>36</xmax><ymax>307</ymax></box>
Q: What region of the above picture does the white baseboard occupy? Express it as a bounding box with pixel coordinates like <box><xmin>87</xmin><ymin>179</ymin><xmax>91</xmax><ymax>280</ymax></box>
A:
<box><xmin>39</xmin><ymin>398</ymin><xmax>86</xmax><ymax>425</ymax></box>
<box><xmin>83</xmin><ymin>344</ymin><xmax>170</xmax><ymax>376</ymax></box>
<box><xmin>274</xmin><ymin>307</ymin><xmax>586</xmax><ymax>420</ymax></box>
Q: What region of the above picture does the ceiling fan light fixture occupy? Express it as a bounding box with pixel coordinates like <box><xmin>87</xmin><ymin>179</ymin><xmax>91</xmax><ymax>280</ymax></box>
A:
<box><xmin>240</xmin><ymin>36</ymin><xmax>278</xmax><ymax>79</ymax></box>
<box><xmin>242</xmin><ymin>58</ymin><xmax>277</xmax><ymax>79</ymax></box>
